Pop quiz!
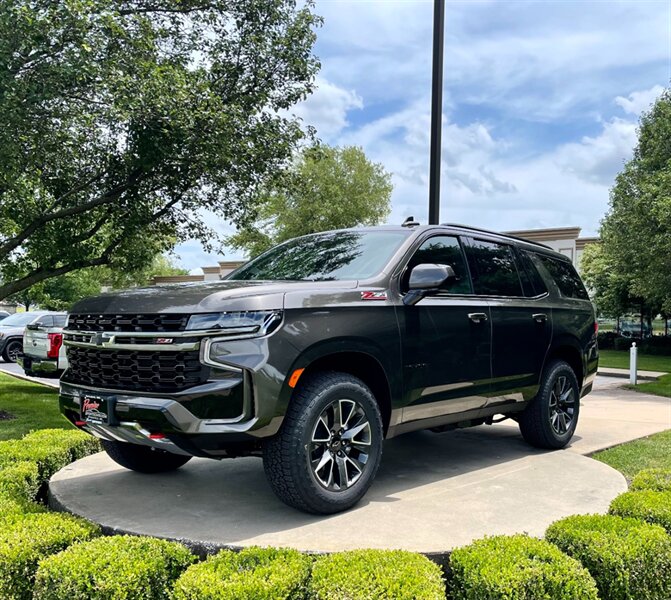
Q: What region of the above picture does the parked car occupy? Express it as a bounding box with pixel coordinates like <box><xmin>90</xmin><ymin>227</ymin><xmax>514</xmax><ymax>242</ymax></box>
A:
<box><xmin>59</xmin><ymin>224</ymin><xmax>598</xmax><ymax>514</ymax></box>
<box><xmin>18</xmin><ymin>313</ymin><xmax>68</xmax><ymax>376</ymax></box>
<box><xmin>617</xmin><ymin>320</ymin><xmax>652</xmax><ymax>339</ymax></box>
<box><xmin>0</xmin><ymin>311</ymin><xmax>10</xmax><ymax>321</ymax></box>
<box><xmin>0</xmin><ymin>311</ymin><xmax>64</xmax><ymax>363</ymax></box>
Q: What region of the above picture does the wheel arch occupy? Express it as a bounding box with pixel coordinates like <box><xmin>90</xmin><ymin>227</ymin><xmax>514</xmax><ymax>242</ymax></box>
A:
<box><xmin>545</xmin><ymin>338</ymin><xmax>584</xmax><ymax>386</ymax></box>
<box><xmin>291</xmin><ymin>349</ymin><xmax>394</xmax><ymax>437</ymax></box>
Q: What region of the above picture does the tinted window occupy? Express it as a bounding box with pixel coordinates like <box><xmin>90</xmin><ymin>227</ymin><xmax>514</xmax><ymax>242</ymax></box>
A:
<box><xmin>0</xmin><ymin>313</ymin><xmax>41</xmax><ymax>327</ymax></box>
<box><xmin>404</xmin><ymin>235</ymin><xmax>471</xmax><ymax>294</ymax></box>
<box><xmin>517</xmin><ymin>250</ymin><xmax>548</xmax><ymax>297</ymax></box>
<box><xmin>53</xmin><ymin>315</ymin><xmax>67</xmax><ymax>327</ymax></box>
<box><xmin>465</xmin><ymin>239</ymin><xmax>523</xmax><ymax>296</ymax></box>
<box><xmin>37</xmin><ymin>316</ymin><xmax>54</xmax><ymax>327</ymax></box>
<box><xmin>538</xmin><ymin>255</ymin><xmax>589</xmax><ymax>300</ymax></box>
<box><xmin>229</xmin><ymin>231</ymin><xmax>409</xmax><ymax>281</ymax></box>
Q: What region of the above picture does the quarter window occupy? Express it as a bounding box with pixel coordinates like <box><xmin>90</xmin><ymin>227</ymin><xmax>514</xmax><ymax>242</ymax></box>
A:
<box><xmin>465</xmin><ymin>239</ymin><xmax>523</xmax><ymax>297</ymax></box>
<box><xmin>538</xmin><ymin>255</ymin><xmax>589</xmax><ymax>300</ymax></box>
<box><xmin>404</xmin><ymin>235</ymin><xmax>471</xmax><ymax>294</ymax></box>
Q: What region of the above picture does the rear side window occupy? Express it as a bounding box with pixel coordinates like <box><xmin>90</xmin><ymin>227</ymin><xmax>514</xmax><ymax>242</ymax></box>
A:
<box><xmin>404</xmin><ymin>235</ymin><xmax>472</xmax><ymax>294</ymax></box>
<box><xmin>53</xmin><ymin>315</ymin><xmax>67</xmax><ymax>327</ymax></box>
<box><xmin>464</xmin><ymin>239</ymin><xmax>523</xmax><ymax>297</ymax></box>
<box><xmin>36</xmin><ymin>316</ymin><xmax>53</xmax><ymax>327</ymax></box>
<box><xmin>538</xmin><ymin>255</ymin><xmax>589</xmax><ymax>300</ymax></box>
<box><xmin>517</xmin><ymin>250</ymin><xmax>548</xmax><ymax>297</ymax></box>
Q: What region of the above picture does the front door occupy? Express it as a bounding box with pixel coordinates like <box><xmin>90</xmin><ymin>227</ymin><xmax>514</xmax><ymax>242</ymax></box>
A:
<box><xmin>398</xmin><ymin>235</ymin><xmax>492</xmax><ymax>424</ymax></box>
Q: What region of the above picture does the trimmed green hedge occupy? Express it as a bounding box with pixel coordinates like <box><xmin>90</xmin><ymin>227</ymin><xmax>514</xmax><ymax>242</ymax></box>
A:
<box><xmin>631</xmin><ymin>468</ymin><xmax>671</xmax><ymax>492</ymax></box>
<box><xmin>172</xmin><ymin>546</ymin><xmax>311</xmax><ymax>600</ymax></box>
<box><xmin>546</xmin><ymin>514</ymin><xmax>671</xmax><ymax>600</ymax></box>
<box><xmin>610</xmin><ymin>490</ymin><xmax>671</xmax><ymax>533</ymax></box>
<box><xmin>448</xmin><ymin>534</ymin><xmax>597</xmax><ymax>600</ymax></box>
<box><xmin>0</xmin><ymin>512</ymin><xmax>99</xmax><ymax>600</ymax></box>
<box><xmin>0</xmin><ymin>461</ymin><xmax>40</xmax><ymax>502</ymax></box>
<box><xmin>33</xmin><ymin>535</ymin><xmax>195</xmax><ymax>600</ymax></box>
<box><xmin>0</xmin><ymin>429</ymin><xmax>100</xmax><ymax>484</ymax></box>
<box><xmin>310</xmin><ymin>549</ymin><xmax>445</xmax><ymax>600</ymax></box>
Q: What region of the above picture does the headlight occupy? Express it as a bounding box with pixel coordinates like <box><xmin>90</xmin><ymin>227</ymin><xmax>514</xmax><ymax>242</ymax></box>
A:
<box><xmin>186</xmin><ymin>311</ymin><xmax>282</xmax><ymax>337</ymax></box>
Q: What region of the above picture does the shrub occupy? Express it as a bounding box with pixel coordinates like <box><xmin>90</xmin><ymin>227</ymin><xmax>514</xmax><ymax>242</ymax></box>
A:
<box><xmin>33</xmin><ymin>535</ymin><xmax>194</xmax><ymax>600</ymax></box>
<box><xmin>448</xmin><ymin>534</ymin><xmax>597</xmax><ymax>600</ymax></box>
<box><xmin>546</xmin><ymin>513</ymin><xmax>671</xmax><ymax>600</ymax></box>
<box><xmin>310</xmin><ymin>549</ymin><xmax>445</xmax><ymax>600</ymax></box>
<box><xmin>0</xmin><ymin>429</ymin><xmax>100</xmax><ymax>484</ymax></box>
<box><xmin>610</xmin><ymin>490</ymin><xmax>671</xmax><ymax>533</ymax></box>
<box><xmin>597</xmin><ymin>331</ymin><xmax>618</xmax><ymax>349</ymax></box>
<box><xmin>0</xmin><ymin>512</ymin><xmax>99</xmax><ymax>599</ymax></box>
<box><xmin>0</xmin><ymin>461</ymin><xmax>40</xmax><ymax>503</ymax></box>
<box><xmin>172</xmin><ymin>546</ymin><xmax>311</xmax><ymax>600</ymax></box>
<box><xmin>614</xmin><ymin>336</ymin><xmax>633</xmax><ymax>351</ymax></box>
<box><xmin>0</xmin><ymin>493</ymin><xmax>44</xmax><ymax>523</ymax></box>
<box><xmin>639</xmin><ymin>336</ymin><xmax>671</xmax><ymax>356</ymax></box>
<box><xmin>631</xmin><ymin>468</ymin><xmax>671</xmax><ymax>492</ymax></box>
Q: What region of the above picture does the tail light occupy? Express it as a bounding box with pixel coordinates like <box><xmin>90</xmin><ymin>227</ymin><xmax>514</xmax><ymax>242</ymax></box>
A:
<box><xmin>594</xmin><ymin>321</ymin><xmax>599</xmax><ymax>334</ymax></box>
<box><xmin>47</xmin><ymin>333</ymin><xmax>63</xmax><ymax>359</ymax></box>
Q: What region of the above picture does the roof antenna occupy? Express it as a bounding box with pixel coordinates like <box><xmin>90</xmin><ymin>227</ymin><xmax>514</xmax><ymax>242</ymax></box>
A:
<box><xmin>402</xmin><ymin>216</ymin><xmax>420</xmax><ymax>228</ymax></box>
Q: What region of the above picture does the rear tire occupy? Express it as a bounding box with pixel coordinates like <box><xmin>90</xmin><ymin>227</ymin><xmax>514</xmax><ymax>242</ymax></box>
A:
<box><xmin>519</xmin><ymin>360</ymin><xmax>580</xmax><ymax>449</ymax></box>
<box><xmin>2</xmin><ymin>340</ymin><xmax>22</xmax><ymax>363</ymax></box>
<box><xmin>101</xmin><ymin>440</ymin><xmax>191</xmax><ymax>473</ymax></box>
<box><xmin>263</xmin><ymin>371</ymin><xmax>384</xmax><ymax>514</ymax></box>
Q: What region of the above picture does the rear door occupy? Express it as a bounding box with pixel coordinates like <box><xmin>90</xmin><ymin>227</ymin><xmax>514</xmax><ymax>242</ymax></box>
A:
<box><xmin>398</xmin><ymin>234</ymin><xmax>492</xmax><ymax>423</ymax></box>
<box><xmin>463</xmin><ymin>238</ymin><xmax>553</xmax><ymax>407</ymax></box>
<box><xmin>24</xmin><ymin>315</ymin><xmax>53</xmax><ymax>359</ymax></box>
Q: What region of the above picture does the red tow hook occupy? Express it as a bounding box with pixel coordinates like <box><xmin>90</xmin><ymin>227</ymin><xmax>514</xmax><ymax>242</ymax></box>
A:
<box><xmin>74</xmin><ymin>421</ymin><xmax>87</xmax><ymax>427</ymax></box>
<box><xmin>149</xmin><ymin>433</ymin><xmax>166</xmax><ymax>440</ymax></box>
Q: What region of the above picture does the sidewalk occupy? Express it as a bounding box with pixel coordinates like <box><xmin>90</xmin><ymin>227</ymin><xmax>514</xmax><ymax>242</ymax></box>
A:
<box><xmin>597</xmin><ymin>366</ymin><xmax>667</xmax><ymax>381</ymax></box>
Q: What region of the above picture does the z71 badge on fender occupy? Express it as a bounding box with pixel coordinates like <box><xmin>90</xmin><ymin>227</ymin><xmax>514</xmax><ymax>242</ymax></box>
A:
<box><xmin>361</xmin><ymin>291</ymin><xmax>388</xmax><ymax>300</ymax></box>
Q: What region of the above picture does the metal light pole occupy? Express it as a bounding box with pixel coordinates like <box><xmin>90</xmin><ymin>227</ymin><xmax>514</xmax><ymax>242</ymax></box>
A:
<box><xmin>428</xmin><ymin>0</ymin><xmax>445</xmax><ymax>225</ymax></box>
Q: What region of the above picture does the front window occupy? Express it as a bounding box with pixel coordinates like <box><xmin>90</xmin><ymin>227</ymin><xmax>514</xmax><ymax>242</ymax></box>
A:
<box><xmin>0</xmin><ymin>312</ymin><xmax>40</xmax><ymax>327</ymax></box>
<box><xmin>229</xmin><ymin>231</ymin><xmax>409</xmax><ymax>282</ymax></box>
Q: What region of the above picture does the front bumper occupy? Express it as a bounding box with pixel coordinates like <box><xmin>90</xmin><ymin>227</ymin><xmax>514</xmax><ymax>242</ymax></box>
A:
<box><xmin>18</xmin><ymin>356</ymin><xmax>59</xmax><ymax>374</ymax></box>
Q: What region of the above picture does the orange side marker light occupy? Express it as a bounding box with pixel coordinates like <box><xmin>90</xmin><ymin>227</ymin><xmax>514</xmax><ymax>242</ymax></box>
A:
<box><xmin>288</xmin><ymin>368</ymin><xmax>305</xmax><ymax>388</ymax></box>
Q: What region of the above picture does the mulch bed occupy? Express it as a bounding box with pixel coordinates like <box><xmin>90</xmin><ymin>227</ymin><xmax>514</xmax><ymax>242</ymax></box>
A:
<box><xmin>0</xmin><ymin>410</ymin><xmax>16</xmax><ymax>420</ymax></box>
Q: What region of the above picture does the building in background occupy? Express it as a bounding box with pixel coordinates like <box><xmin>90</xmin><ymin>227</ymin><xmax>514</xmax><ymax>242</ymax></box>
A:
<box><xmin>150</xmin><ymin>260</ymin><xmax>246</xmax><ymax>285</ymax></box>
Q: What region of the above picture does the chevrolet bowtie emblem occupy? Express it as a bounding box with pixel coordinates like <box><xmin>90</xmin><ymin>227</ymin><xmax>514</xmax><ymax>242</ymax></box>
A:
<box><xmin>91</xmin><ymin>332</ymin><xmax>112</xmax><ymax>346</ymax></box>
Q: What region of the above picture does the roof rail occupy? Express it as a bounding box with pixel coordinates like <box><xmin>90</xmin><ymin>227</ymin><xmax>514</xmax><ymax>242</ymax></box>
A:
<box><xmin>440</xmin><ymin>223</ymin><xmax>553</xmax><ymax>250</ymax></box>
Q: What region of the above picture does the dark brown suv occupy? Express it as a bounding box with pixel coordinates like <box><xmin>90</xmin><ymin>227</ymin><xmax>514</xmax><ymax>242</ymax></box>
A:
<box><xmin>59</xmin><ymin>223</ymin><xmax>598</xmax><ymax>514</ymax></box>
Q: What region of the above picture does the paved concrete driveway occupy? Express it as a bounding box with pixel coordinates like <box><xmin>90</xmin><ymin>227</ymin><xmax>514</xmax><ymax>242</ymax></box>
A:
<box><xmin>49</xmin><ymin>377</ymin><xmax>670</xmax><ymax>555</ymax></box>
<box><xmin>0</xmin><ymin>361</ymin><xmax>59</xmax><ymax>388</ymax></box>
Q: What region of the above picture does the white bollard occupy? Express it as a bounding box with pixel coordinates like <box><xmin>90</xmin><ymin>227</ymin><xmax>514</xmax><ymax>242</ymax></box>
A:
<box><xmin>630</xmin><ymin>342</ymin><xmax>638</xmax><ymax>385</ymax></box>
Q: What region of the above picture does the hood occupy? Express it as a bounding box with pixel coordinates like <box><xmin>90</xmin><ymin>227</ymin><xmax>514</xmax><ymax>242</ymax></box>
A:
<box><xmin>69</xmin><ymin>279</ymin><xmax>358</xmax><ymax>314</ymax></box>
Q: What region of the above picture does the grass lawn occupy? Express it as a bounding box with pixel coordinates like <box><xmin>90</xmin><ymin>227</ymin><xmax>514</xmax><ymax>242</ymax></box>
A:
<box><xmin>624</xmin><ymin>373</ymin><xmax>671</xmax><ymax>398</ymax></box>
<box><xmin>594</xmin><ymin>430</ymin><xmax>671</xmax><ymax>480</ymax></box>
<box><xmin>598</xmin><ymin>349</ymin><xmax>671</xmax><ymax>372</ymax></box>
<box><xmin>0</xmin><ymin>372</ymin><xmax>70</xmax><ymax>441</ymax></box>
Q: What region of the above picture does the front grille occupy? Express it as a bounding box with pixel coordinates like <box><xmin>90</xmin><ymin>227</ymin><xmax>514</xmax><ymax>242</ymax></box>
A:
<box><xmin>63</xmin><ymin>347</ymin><xmax>209</xmax><ymax>393</ymax></box>
<box><xmin>67</xmin><ymin>313</ymin><xmax>189</xmax><ymax>333</ymax></box>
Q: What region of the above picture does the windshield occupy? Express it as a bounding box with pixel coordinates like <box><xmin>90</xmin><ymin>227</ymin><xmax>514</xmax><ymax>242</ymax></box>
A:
<box><xmin>0</xmin><ymin>313</ymin><xmax>40</xmax><ymax>327</ymax></box>
<box><xmin>229</xmin><ymin>231</ymin><xmax>409</xmax><ymax>281</ymax></box>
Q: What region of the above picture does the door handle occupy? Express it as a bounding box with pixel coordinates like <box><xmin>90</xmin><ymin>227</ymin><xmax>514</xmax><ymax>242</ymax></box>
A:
<box><xmin>532</xmin><ymin>313</ymin><xmax>548</xmax><ymax>323</ymax></box>
<box><xmin>468</xmin><ymin>312</ymin><xmax>488</xmax><ymax>324</ymax></box>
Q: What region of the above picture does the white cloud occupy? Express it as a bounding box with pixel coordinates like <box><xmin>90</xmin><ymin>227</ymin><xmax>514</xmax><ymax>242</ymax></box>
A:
<box><xmin>291</xmin><ymin>78</ymin><xmax>363</xmax><ymax>140</ymax></box>
<box><xmin>615</xmin><ymin>85</ymin><xmax>665</xmax><ymax>116</ymax></box>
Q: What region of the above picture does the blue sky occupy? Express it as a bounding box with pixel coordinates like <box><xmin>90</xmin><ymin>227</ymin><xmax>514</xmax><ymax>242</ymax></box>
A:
<box><xmin>177</xmin><ymin>0</ymin><xmax>670</xmax><ymax>272</ymax></box>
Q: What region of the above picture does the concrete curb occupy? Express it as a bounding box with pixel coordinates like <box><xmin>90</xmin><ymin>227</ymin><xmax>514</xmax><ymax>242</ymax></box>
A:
<box><xmin>0</xmin><ymin>367</ymin><xmax>59</xmax><ymax>389</ymax></box>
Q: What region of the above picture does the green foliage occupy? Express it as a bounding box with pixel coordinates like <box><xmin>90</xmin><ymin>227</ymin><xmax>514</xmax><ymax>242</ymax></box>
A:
<box><xmin>0</xmin><ymin>0</ymin><xmax>321</xmax><ymax>300</ymax></box>
<box><xmin>546</xmin><ymin>513</ymin><xmax>671</xmax><ymax>600</ymax></box>
<box><xmin>610</xmin><ymin>490</ymin><xmax>671</xmax><ymax>533</ymax></box>
<box><xmin>0</xmin><ymin>512</ymin><xmax>99</xmax><ymax>599</ymax></box>
<box><xmin>0</xmin><ymin>429</ymin><xmax>101</xmax><ymax>484</ymax></box>
<box><xmin>448</xmin><ymin>534</ymin><xmax>597</xmax><ymax>600</ymax></box>
<box><xmin>172</xmin><ymin>546</ymin><xmax>311</xmax><ymax>600</ymax></box>
<box><xmin>631</xmin><ymin>468</ymin><xmax>671</xmax><ymax>492</ymax></box>
<box><xmin>0</xmin><ymin>460</ymin><xmax>40</xmax><ymax>504</ymax></box>
<box><xmin>593</xmin><ymin>88</ymin><xmax>671</xmax><ymax>315</ymax></box>
<box><xmin>0</xmin><ymin>373</ymin><xmax>68</xmax><ymax>441</ymax></box>
<box><xmin>8</xmin><ymin>268</ymin><xmax>103</xmax><ymax>311</ymax></box>
<box><xmin>33</xmin><ymin>535</ymin><xmax>194</xmax><ymax>600</ymax></box>
<box><xmin>228</xmin><ymin>144</ymin><xmax>393</xmax><ymax>257</ymax></box>
<box><xmin>594</xmin><ymin>428</ymin><xmax>671</xmax><ymax>478</ymax></box>
<box><xmin>309</xmin><ymin>549</ymin><xmax>445</xmax><ymax>600</ymax></box>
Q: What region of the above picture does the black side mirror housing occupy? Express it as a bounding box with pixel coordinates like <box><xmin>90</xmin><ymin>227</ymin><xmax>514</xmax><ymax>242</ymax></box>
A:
<box><xmin>404</xmin><ymin>264</ymin><xmax>457</xmax><ymax>306</ymax></box>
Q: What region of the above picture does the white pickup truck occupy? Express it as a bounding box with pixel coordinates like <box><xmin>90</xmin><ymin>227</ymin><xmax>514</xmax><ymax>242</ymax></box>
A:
<box><xmin>18</xmin><ymin>313</ymin><xmax>68</xmax><ymax>376</ymax></box>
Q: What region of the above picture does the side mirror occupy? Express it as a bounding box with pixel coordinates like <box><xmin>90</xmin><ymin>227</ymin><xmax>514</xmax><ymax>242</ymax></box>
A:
<box><xmin>404</xmin><ymin>264</ymin><xmax>457</xmax><ymax>306</ymax></box>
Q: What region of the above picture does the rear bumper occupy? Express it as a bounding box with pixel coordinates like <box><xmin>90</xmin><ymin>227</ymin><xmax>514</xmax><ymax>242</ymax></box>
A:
<box><xmin>18</xmin><ymin>356</ymin><xmax>59</xmax><ymax>374</ymax></box>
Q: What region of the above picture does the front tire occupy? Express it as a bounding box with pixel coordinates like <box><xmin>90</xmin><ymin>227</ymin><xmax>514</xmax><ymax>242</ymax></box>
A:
<box><xmin>263</xmin><ymin>371</ymin><xmax>384</xmax><ymax>514</ymax></box>
<box><xmin>101</xmin><ymin>440</ymin><xmax>192</xmax><ymax>473</ymax></box>
<box><xmin>2</xmin><ymin>339</ymin><xmax>22</xmax><ymax>363</ymax></box>
<box><xmin>519</xmin><ymin>360</ymin><xmax>580</xmax><ymax>449</ymax></box>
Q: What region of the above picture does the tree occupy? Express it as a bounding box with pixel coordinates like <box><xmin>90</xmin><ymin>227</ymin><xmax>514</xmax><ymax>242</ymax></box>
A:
<box><xmin>0</xmin><ymin>0</ymin><xmax>321</xmax><ymax>300</ymax></box>
<box><xmin>596</xmin><ymin>89</ymin><xmax>671</xmax><ymax>316</ymax></box>
<box><xmin>228</xmin><ymin>145</ymin><xmax>393</xmax><ymax>257</ymax></box>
